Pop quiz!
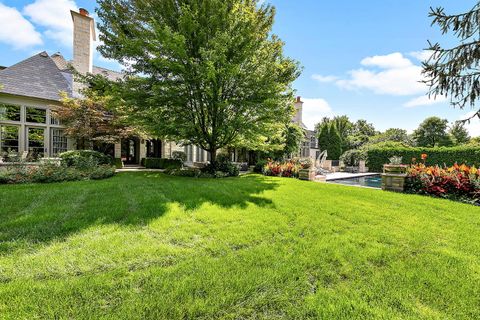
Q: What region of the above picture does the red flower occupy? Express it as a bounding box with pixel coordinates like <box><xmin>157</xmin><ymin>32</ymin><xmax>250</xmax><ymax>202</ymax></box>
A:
<box><xmin>421</xmin><ymin>153</ymin><xmax>428</xmax><ymax>161</ymax></box>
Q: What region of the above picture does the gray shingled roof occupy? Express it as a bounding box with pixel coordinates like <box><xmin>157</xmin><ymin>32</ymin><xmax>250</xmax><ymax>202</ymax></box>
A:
<box><xmin>0</xmin><ymin>52</ymin><xmax>72</xmax><ymax>101</ymax></box>
<box><xmin>0</xmin><ymin>52</ymin><xmax>123</xmax><ymax>102</ymax></box>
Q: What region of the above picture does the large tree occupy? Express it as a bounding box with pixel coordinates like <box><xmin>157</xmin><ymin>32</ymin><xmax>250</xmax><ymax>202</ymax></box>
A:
<box><xmin>53</xmin><ymin>92</ymin><xmax>138</xmax><ymax>150</ymax></box>
<box><xmin>95</xmin><ymin>0</ymin><xmax>300</xmax><ymax>162</ymax></box>
<box><xmin>318</xmin><ymin>123</ymin><xmax>342</xmax><ymax>160</ymax></box>
<box><xmin>449</xmin><ymin>121</ymin><xmax>471</xmax><ymax>145</ymax></box>
<box><xmin>423</xmin><ymin>2</ymin><xmax>480</xmax><ymax>122</ymax></box>
<box><xmin>413</xmin><ymin>117</ymin><xmax>452</xmax><ymax>147</ymax></box>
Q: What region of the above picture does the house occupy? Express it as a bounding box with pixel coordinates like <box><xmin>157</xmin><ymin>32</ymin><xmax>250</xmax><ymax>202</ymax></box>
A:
<box><xmin>0</xmin><ymin>8</ymin><xmax>317</xmax><ymax>166</ymax></box>
<box><xmin>292</xmin><ymin>96</ymin><xmax>320</xmax><ymax>160</ymax></box>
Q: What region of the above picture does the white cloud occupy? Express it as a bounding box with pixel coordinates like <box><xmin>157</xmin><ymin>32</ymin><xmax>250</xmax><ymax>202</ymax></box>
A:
<box><xmin>301</xmin><ymin>98</ymin><xmax>334</xmax><ymax>130</ymax></box>
<box><xmin>409</xmin><ymin>50</ymin><xmax>433</xmax><ymax>63</ymax></box>
<box><xmin>0</xmin><ymin>3</ymin><xmax>43</xmax><ymax>49</ymax></box>
<box><xmin>335</xmin><ymin>52</ymin><xmax>426</xmax><ymax>96</ymax></box>
<box><xmin>404</xmin><ymin>94</ymin><xmax>448</xmax><ymax>108</ymax></box>
<box><xmin>461</xmin><ymin>111</ymin><xmax>480</xmax><ymax>137</ymax></box>
<box><xmin>312</xmin><ymin>74</ymin><xmax>338</xmax><ymax>83</ymax></box>
<box><xmin>361</xmin><ymin>52</ymin><xmax>413</xmax><ymax>69</ymax></box>
<box><xmin>23</xmin><ymin>0</ymin><xmax>78</xmax><ymax>47</ymax></box>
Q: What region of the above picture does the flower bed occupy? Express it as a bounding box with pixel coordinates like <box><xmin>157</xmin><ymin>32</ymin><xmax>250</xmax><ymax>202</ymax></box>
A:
<box><xmin>404</xmin><ymin>157</ymin><xmax>480</xmax><ymax>205</ymax></box>
<box><xmin>262</xmin><ymin>158</ymin><xmax>312</xmax><ymax>179</ymax></box>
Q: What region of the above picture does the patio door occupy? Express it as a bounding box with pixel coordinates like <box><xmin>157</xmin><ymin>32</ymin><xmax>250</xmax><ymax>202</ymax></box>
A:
<box><xmin>121</xmin><ymin>138</ymin><xmax>139</xmax><ymax>165</ymax></box>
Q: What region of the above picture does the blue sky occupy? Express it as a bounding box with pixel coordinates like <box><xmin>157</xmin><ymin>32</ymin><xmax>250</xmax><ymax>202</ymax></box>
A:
<box><xmin>0</xmin><ymin>0</ymin><xmax>479</xmax><ymax>136</ymax></box>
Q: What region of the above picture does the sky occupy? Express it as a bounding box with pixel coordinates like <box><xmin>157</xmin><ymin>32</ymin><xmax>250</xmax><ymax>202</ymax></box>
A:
<box><xmin>0</xmin><ymin>0</ymin><xmax>479</xmax><ymax>136</ymax></box>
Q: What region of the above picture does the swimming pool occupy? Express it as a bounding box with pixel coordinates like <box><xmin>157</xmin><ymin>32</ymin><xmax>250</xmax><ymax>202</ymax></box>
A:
<box><xmin>328</xmin><ymin>174</ymin><xmax>382</xmax><ymax>189</ymax></box>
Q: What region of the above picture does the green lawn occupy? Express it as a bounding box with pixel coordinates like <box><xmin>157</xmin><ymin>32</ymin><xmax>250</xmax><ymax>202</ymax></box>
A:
<box><xmin>0</xmin><ymin>173</ymin><xmax>479</xmax><ymax>319</ymax></box>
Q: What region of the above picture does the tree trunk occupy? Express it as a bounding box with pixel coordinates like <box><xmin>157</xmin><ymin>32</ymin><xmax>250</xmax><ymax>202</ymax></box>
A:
<box><xmin>210</xmin><ymin>148</ymin><xmax>217</xmax><ymax>163</ymax></box>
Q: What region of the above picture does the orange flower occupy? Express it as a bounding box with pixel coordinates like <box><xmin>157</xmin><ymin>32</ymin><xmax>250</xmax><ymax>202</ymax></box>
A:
<box><xmin>421</xmin><ymin>153</ymin><xmax>428</xmax><ymax>160</ymax></box>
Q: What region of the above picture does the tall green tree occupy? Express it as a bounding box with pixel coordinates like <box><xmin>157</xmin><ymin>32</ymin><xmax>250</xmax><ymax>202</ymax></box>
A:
<box><xmin>369</xmin><ymin>128</ymin><xmax>413</xmax><ymax>146</ymax></box>
<box><xmin>318</xmin><ymin>123</ymin><xmax>342</xmax><ymax>160</ymax></box>
<box><xmin>423</xmin><ymin>2</ymin><xmax>480</xmax><ymax>122</ymax></box>
<box><xmin>95</xmin><ymin>0</ymin><xmax>300</xmax><ymax>161</ymax></box>
<box><xmin>350</xmin><ymin>119</ymin><xmax>376</xmax><ymax>148</ymax></box>
<box><xmin>413</xmin><ymin>117</ymin><xmax>452</xmax><ymax>147</ymax></box>
<box><xmin>315</xmin><ymin>115</ymin><xmax>353</xmax><ymax>151</ymax></box>
<box><xmin>449</xmin><ymin>121</ymin><xmax>471</xmax><ymax>145</ymax></box>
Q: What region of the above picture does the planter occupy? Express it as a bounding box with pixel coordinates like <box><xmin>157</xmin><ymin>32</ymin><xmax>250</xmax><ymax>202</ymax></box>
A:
<box><xmin>299</xmin><ymin>168</ymin><xmax>316</xmax><ymax>181</ymax></box>
<box><xmin>382</xmin><ymin>173</ymin><xmax>407</xmax><ymax>192</ymax></box>
<box><xmin>383</xmin><ymin>164</ymin><xmax>408</xmax><ymax>174</ymax></box>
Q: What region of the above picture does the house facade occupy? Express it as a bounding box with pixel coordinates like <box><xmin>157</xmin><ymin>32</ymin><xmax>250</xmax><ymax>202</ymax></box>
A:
<box><xmin>0</xmin><ymin>8</ymin><xmax>316</xmax><ymax>166</ymax></box>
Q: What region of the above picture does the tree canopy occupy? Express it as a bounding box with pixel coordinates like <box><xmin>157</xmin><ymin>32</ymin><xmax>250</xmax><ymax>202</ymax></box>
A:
<box><xmin>413</xmin><ymin>117</ymin><xmax>452</xmax><ymax>147</ymax></box>
<box><xmin>95</xmin><ymin>0</ymin><xmax>300</xmax><ymax>161</ymax></box>
<box><xmin>423</xmin><ymin>2</ymin><xmax>480</xmax><ymax>122</ymax></box>
<box><xmin>318</xmin><ymin>123</ymin><xmax>342</xmax><ymax>160</ymax></box>
<box><xmin>449</xmin><ymin>121</ymin><xmax>471</xmax><ymax>145</ymax></box>
<box><xmin>53</xmin><ymin>92</ymin><xmax>139</xmax><ymax>150</ymax></box>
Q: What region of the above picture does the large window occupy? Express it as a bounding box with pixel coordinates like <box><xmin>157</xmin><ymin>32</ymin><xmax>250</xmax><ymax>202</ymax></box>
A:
<box><xmin>185</xmin><ymin>145</ymin><xmax>194</xmax><ymax>162</ymax></box>
<box><xmin>196</xmin><ymin>146</ymin><xmax>205</xmax><ymax>162</ymax></box>
<box><xmin>0</xmin><ymin>104</ymin><xmax>21</xmax><ymax>121</ymax></box>
<box><xmin>27</xmin><ymin>127</ymin><xmax>45</xmax><ymax>157</ymax></box>
<box><xmin>0</xmin><ymin>125</ymin><xmax>19</xmax><ymax>155</ymax></box>
<box><xmin>26</xmin><ymin>107</ymin><xmax>46</xmax><ymax>124</ymax></box>
<box><xmin>51</xmin><ymin>128</ymin><xmax>67</xmax><ymax>156</ymax></box>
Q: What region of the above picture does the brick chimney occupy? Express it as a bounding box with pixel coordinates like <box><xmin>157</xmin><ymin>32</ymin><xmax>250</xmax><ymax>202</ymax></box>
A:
<box><xmin>293</xmin><ymin>96</ymin><xmax>303</xmax><ymax>125</ymax></box>
<box><xmin>71</xmin><ymin>8</ymin><xmax>96</xmax><ymax>96</ymax></box>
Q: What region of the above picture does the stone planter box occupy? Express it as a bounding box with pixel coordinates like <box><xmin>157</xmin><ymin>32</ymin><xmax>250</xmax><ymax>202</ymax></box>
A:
<box><xmin>382</xmin><ymin>173</ymin><xmax>407</xmax><ymax>192</ymax></box>
<box><xmin>299</xmin><ymin>168</ymin><xmax>316</xmax><ymax>181</ymax></box>
<box><xmin>383</xmin><ymin>164</ymin><xmax>408</xmax><ymax>174</ymax></box>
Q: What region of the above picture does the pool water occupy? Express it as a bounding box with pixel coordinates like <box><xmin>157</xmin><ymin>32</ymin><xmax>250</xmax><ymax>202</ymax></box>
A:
<box><xmin>329</xmin><ymin>175</ymin><xmax>382</xmax><ymax>189</ymax></box>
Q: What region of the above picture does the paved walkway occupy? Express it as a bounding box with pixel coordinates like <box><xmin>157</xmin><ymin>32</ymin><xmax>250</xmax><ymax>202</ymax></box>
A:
<box><xmin>116</xmin><ymin>167</ymin><xmax>165</xmax><ymax>173</ymax></box>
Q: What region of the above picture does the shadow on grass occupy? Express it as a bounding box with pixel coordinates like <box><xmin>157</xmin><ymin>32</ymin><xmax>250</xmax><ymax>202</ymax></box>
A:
<box><xmin>0</xmin><ymin>173</ymin><xmax>279</xmax><ymax>250</ymax></box>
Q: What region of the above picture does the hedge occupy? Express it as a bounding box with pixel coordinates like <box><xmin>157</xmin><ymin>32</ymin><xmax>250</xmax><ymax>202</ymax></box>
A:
<box><xmin>60</xmin><ymin>150</ymin><xmax>112</xmax><ymax>167</ymax></box>
<box><xmin>366</xmin><ymin>146</ymin><xmax>480</xmax><ymax>172</ymax></box>
<box><xmin>144</xmin><ymin>158</ymin><xmax>182</xmax><ymax>169</ymax></box>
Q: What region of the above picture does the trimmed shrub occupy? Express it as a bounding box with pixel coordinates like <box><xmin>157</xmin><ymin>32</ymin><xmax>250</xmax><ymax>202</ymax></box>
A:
<box><xmin>114</xmin><ymin>158</ymin><xmax>124</xmax><ymax>169</ymax></box>
<box><xmin>340</xmin><ymin>149</ymin><xmax>366</xmax><ymax>167</ymax></box>
<box><xmin>366</xmin><ymin>146</ymin><xmax>480</xmax><ymax>172</ymax></box>
<box><xmin>200</xmin><ymin>154</ymin><xmax>239</xmax><ymax>177</ymax></box>
<box><xmin>60</xmin><ymin>150</ymin><xmax>112</xmax><ymax>167</ymax></box>
<box><xmin>172</xmin><ymin>151</ymin><xmax>187</xmax><ymax>163</ymax></box>
<box><xmin>144</xmin><ymin>158</ymin><xmax>182</xmax><ymax>169</ymax></box>
<box><xmin>0</xmin><ymin>163</ymin><xmax>115</xmax><ymax>184</ymax></box>
<box><xmin>254</xmin><ymin>160</ymin><xmax>268</xmax><ymax>173</ymax></box>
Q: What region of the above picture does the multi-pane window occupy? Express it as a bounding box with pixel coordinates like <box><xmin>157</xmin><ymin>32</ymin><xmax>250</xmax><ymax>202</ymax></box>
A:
<box><xmin>27</xmin><ymin>127</ymin><xmax>45</xmax><ymax>157</ymax></box>
<box><xmin>26</xmin><ymin>107</ymin><xmax>46</xmax><ymax>124</ymax></box>
<box><xmin>50</xmin><ymin>116</ymin><xmax>61</xmax><ymax>125</ymax></box>
<box><xmin>0</xmin><ymin>104</ymin><xmax>21</xmax><ymax>121</ymax></box>
<box><xmin>184</xmin><ymin>145</ymin><xmax>194</xmax><ymax>162</ymax></box>
<box><xmin>51</xmin><ymin>128</ymin><xmax>67</xmax><ymax>156</ymax></box>
<box><xmin>196</xmin><ymin>146</ymin><xmax>205</xmax><ymax>162</ymax></box>
<box><xmin>0</xmin><ymin>125</ymin><xmax>19</xmax><ymax>155</ymax></box>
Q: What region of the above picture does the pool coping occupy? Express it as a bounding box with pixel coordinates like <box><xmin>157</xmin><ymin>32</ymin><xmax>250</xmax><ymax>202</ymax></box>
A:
<box><xmin>325</xmin><ymin>173</ymin><xmax>382</xmax><ymax>190</ymax></box>
<box><xmin>325</xmin><ymin>172</ymin><xmax>381</xmax><ymax>181</ymax></box>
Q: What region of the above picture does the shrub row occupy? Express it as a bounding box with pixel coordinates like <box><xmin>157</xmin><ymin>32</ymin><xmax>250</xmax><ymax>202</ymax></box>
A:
<box><xmin>144</xmin><ymin>158</ymin><xmax>183</xmax><ymax>169</ymax></box>
<box><xmin>366</xmin><ymin>146</ymin><xmax>480</xmax><ymax>172</ymax></box>
<box><xmin>0</xmin><ymin>164</ymin><xmax>115</xmax><ymax>184</ymax></box>
<box><xmin>60</xmin><ymin>150</ymin><xmax>112</xmax><ymax>167</ymax></box>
